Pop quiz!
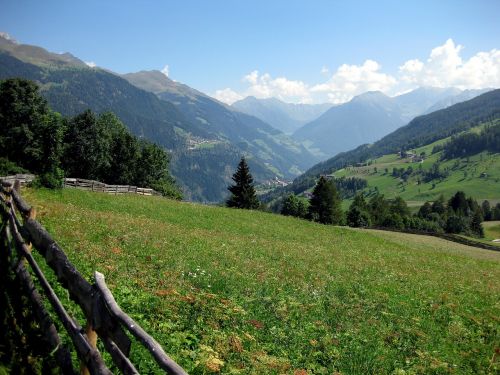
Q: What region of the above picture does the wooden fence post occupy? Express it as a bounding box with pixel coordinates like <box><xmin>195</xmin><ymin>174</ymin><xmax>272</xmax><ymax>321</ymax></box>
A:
<box><xmin>80</xmin><ymin>320</ymin><xmax>98</xmax><ymax>375</ymax></box>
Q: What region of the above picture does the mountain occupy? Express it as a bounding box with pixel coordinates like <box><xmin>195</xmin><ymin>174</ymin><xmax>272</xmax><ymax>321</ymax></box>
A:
<box><xmin>123</xmin><ymin>70</ymin><xmax>319</xmax><ymax>175</ymax></box>
<box><xmin>0</xmin><ymin>34</ymin><xmax>318</xmax><ymax>202</ymax></box>
<box><xmin>392</xmin><ymin>86</ymin><xmax>462</xmax><ymax>121</ymax></box>
<box><xmin>263</xmin><ymin>89</ymin><xmax>500</xmax><ymax>203</ymax></box>
<box><xmin>292</xmin><ymin>87</ymin><xmax>489</xmax><ymax>158</ymax></box>
<box><xmin>424</xmin><ymin>88</ymin><xmax>493</xmax><ymax>114</ymax></box>
<box><xmin>293</xmin><ymin>91</ymin><xmax>406</xmax><ymax>158</ymax></box>
<box><xmin>324</xmin><ymin>118</ymin><xmax>500</xmax><ymax>205</ymax></box>
<box><xmin>0</xmin><ymin>32</ymin><xmax>87</xmax><ymax>68</ymax></box>
<box><xmin>231</xmin><ymin>96</ymin><xmax>332</xmax><ymax>134</ymax></box>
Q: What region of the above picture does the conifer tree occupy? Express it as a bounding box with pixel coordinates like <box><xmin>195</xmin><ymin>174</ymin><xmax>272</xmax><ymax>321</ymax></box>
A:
<box><xmin>308</xmin><ymin>176</ymin><xmax>342</xmax><ymax>224</ymax></box>
<box><xmin>226</xmin><ymin>157</ymin><xmax>260</xmax><ymax>209</ymax></box>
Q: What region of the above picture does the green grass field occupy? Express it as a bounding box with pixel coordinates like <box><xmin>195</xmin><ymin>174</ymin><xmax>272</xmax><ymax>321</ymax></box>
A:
<box><xmin>334</xmin><ymin>122</ymin><xmax>500</xmax><ymax>209</ymax></box>
<box><xmin>23</xmin><ymin>188</ymin><xmax>500</xmax><ymax>374</ymax></box>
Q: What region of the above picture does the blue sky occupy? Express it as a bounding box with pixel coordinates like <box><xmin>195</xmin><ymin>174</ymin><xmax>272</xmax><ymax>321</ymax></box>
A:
<box><xmin>1</xmin><ymin>0</ymin><xmax>499</xmax><ymax>103</ymax></box>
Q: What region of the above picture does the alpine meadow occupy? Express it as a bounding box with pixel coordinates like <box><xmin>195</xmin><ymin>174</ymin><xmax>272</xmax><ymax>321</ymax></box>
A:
<box><xmin>1</xmin><ymin>1</ymin><xmax>500</xmax><ymax>374</ymax></box>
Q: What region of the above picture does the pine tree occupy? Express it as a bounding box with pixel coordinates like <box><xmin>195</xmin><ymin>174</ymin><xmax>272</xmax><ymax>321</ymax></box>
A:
<box><xmin>308</xmin><ymin>176</ymin><xmax>342</xmax><ymax>224</ymax></box>
<box><xmin>470</xmin><ymin>210</ymin><xmax>484</xmax><ymax>237</ymax></box>
<box><xmin>226</xmin><ymin>157</ymin><xmax>260</xmax><ymax>209</ymax></box>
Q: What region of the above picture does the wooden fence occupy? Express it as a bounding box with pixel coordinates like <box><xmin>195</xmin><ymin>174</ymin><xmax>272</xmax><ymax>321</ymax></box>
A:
<box><xmin>0</xmin><ymin>179</ymin><xmax>187</xmax><ymax>375</ymax></box>
<box><xmin>0</xmin><ymin>175</ymin><xmax>161</xmax><ymax>196</ymax></box>
<box><xmin>63</xmin><ymin>178</ymin><xmax>161</xmax><ymax>196</ymax></box>
<box><xmin>0</xmin><ymin>173</ymin><xmax>36</xmax><ymax>185</ymax></box>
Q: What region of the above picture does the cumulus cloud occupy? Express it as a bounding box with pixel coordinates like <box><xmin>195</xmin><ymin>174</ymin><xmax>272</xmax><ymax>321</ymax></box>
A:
<box><xmin>213</xmin><ymin>70</ymin><xmax>312</xmax><ymax>104</ymax></box>
<box><xmin>213</xmin><ymin>88</ymin><xmax>244</xmax><ymax>104</ymax></box>
<box><xmin>161</xmin><ymin>64</ymin><xmax>169</xmax><ymax>77</ymax></box>
<box><xmin>212</xmin><ymin>39</ymin><xmax>500</xmax><ymax>104</ymax></box>
<box><xmin>399</xmin><ymin>39</ymin><xmax>500</xmax><ymax>89</ymax></box>
<box><xmin>85</xmin><ymin>61</ymin><xmax>96</xmax><ymax>68</ymax></box>
<box><xmin>311</xmin><ymin>59</ymin><xmax>397</xmax><ymax>103</ymax></box>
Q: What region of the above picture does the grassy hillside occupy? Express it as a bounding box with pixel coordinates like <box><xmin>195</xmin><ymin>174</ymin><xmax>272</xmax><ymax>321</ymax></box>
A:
<box><xmin>263</xmin><ymin>89</ymin><xmax>500</xmax><ymax>205</ymax></box>
<box><xmin>24</xmin><ymin>188</ymin><xmax>499</xmax><ymax>374</ymax></box>
<box><xmin>332</xmin><ymin>121</ymin><xmax>500</xmax><ymax>209</ymax></box>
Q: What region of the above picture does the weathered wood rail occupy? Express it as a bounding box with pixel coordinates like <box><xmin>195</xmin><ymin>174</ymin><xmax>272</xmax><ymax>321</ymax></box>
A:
<box><xmin>0</xmin><ymin>179</ymin><xmax>187</xmax><ymax>374</ymax></box>
<box><xmin>63</xmin><ymin>178</ymin><xmax>161</xmax><ymax>196</ymax></box>
<box><xmin>0</xmin><ymin>175</ymin><xmax>161</xmax><ymax>196</ymax></box>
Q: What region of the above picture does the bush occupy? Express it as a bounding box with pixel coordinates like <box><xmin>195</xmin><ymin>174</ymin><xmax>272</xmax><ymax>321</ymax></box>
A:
<box><xmin>32</xmin><ymin>168</ymin><xmax>64</xmax><ymax>189</ymax></box>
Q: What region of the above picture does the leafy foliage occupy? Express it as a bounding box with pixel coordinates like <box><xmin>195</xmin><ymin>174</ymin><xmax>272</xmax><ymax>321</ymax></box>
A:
<box><xmin>0</xmin><ymin>78</ymin><xmax>181</xmax><ymax>198</ymax></box>
<box><xmin>280</xmin><ymin>194</ymin><xmax>308</xmax><ymax>218</ymax></box>
<box><xmin>442</xmin><ymin>121</ymin><xmax>500</xmax><ymax>159</ymax></box>
<box><xmin>308</xmin><ymin>176</ymin><xmax>343</xmax><ymax>224</ymax></box>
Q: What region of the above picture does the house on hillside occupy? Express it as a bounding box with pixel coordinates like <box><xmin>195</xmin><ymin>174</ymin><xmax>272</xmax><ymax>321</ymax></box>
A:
<box><xmin>302</xmin><ymin>191</ymin><xmax>313</xmax><ymax>199</ymax></box>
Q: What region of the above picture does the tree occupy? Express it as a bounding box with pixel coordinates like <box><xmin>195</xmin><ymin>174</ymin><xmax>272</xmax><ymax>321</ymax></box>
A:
<box><xmin>226</xmin><ymin>157</ymin><xmax>260</xmax><ymax>209</ymax></box>
<box><xmin>390</xmin><ymin>196</ymin><xmax>410</xmax><ymax>217</ymax></box>
<box><xmin>431</xmin><ymin>195</ymin><xmax>446</xmax><ymax>215</ymax></box>
<box><xmin>470</xmin><ymin>210</ymin><xmax>484</xmax><ymax>238</ymax></box>
<box><xmin>281</xmin><ymin>194</ymin><xmax>299</xmax><ymax>217</ymax></box>
<box><xmin>418</xmin><ymin>202</ymin><xmax>432</xmax><ymax>219</ymax></box>
<box><xmin>0</xmin><ymin>78</ymin><xmax>64</xmax><ymax>186</ymax></box>
<box><xmin>282</xmin><ymin>194</ymin><xmax>309</xmax><ymax>218</ymax></box>
<box><xmin>347</xmin><ymin>193</ymin><xmax>371</xmax><ymax>227</ymax></box>
<box><xmin>62</xmin><ymin>110</ymin><xmax>111</xmax><ymax>180</ymax></box>
<box><xmin>308</xmin><ymin>176</ymin><xmax>342</xmax><ymax>224</ymax></box>
<box><xmin>448</xmin><ymin>191</ymin><xmax>469</xmax><ymax>216</ymax></box>
<box><xmin>368</xmin><ymin>193</ymin><xmax>390</xmax><ymax>226</ymax></box>
<box><xmin>481</xmin><ymin>200</ymin><xmax>492</xmax><ymax>221</ymax></box>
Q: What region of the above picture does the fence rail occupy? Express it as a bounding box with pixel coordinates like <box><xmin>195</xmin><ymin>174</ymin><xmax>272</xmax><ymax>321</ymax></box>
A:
<box><xmin>63</xmin><ymin>178</ymin><xmax>161</xmax><ymax>196</ymax></box>
<box><xmin>0</xmin><ymin>175</ymin><xmax>161</xmax><ymax>196</ymax></box>
<box><xmin>0</xmin><ymin>179</ymin><xmax>187</xmax><ymax>375</ymax></box>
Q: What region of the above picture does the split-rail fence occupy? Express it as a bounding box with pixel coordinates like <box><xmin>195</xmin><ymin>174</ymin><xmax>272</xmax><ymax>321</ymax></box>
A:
<box><xmin>0</xmin><ymin>174</ymin><xmax>160</xmax><ymax>196</ymax></box>
<box><xmin>0</xmin><ymin>178</ymin><xmax>187</xmax><ymax>374</ymax></box>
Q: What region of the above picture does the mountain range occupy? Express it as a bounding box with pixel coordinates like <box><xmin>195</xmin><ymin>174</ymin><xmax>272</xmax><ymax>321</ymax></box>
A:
<box><xmin>0</xmin><ymin>33</ymin><xmax>496</xmax><ymax>203</ymax></box>
<box><xmin>231</xmin><ymin>96</ymin><xmax>332</xmax><ymax>134</ymax></box>
<box><xmin>0</xmin><ymin>34</ymin><xmax>318</xmax><ymax>202</ymax></box>
<box><xmin>262</xmin><ymin>88</ymin><xmax>500</xmax><ymax>205</ymax></box>
<box><xmin>234</xmin><ymin>87</ymin><xmax>491</xmax><ymax>159</ymax></box>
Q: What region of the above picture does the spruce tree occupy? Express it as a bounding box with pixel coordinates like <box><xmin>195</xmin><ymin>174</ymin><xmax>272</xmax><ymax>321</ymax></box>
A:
<box><xmin>226</xmin><ymin>157</ymin><xmax>260</xmax><ymax>209</ymax></box>
<box><xmin>308</xmin><ymin>176</ymin><xmax>342</xmax><ymax>224</ymax></box>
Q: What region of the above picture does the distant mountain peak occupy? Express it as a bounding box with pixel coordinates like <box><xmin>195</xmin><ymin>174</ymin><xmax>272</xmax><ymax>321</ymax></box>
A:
<box><xmin>0</xmin><ymin>32</ymin><xmax>18</xmax><ymax>44</ymax></box>
<box><xmin>232</xmin><ymin>96</ymin><xmax>333</xmax><ymax>134</ymax></box>
<box><xmin>0</xmin><ymin>32</ymin><xmax>86</xmax><ymax>67</ymax></box>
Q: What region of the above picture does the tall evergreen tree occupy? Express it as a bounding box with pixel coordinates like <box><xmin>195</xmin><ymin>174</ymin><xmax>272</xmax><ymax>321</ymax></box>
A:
<box><xmin>226</xmin><ymin>157</ymin><xmax>260</xmax><ymax>209</ymax></box>
<box><xmin>308</xmin><ymin>176</ymin><xmax>342</xmax><ymax>224</ymax></box>
<box><xmin>481</xmin><ymin>200</ymin><xmax>492</xmax><ymax>221</ymax></box>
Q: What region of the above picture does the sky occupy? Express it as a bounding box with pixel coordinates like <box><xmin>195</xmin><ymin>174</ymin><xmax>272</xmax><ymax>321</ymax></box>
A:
<box><xmin>1</xmin><ymin>0</ymin><xmax>499</xmax><ymax>104</ymax></box>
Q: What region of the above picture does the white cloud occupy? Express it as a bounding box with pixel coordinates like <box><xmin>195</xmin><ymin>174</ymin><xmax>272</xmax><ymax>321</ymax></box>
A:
<box><xmin>212</xmin><ymin>39</ymin><xmax>500</xmax><ymax>104</ymax></box>
<box><xmin>85</xmin><ymin>61</ymin><xmax>96</xmax><ymax>68</ymax></box>
<box><xmin>311</xmin><ymin>59</ymin><xmax>397</xmax><ymax>103</ymax></box>
<box><xmin>214</xmin><ymin>71</ymin><xmax>312</xmax><ymax>104</ymax></box>
<box><xmin>398</xmin><ymin>38</ymin><xmax>500</xmax><ymax>89</ymax></box>
<box><xmin>0</xmin><ymin>32</ymin><xmax>18</xmax><ymax>44</ymax></box>
<box><xmin>213</xmin><ymin>88</ymin><xmax>244</xmax><ymax>104</ymax></box>
<box><xmin>161</xmin><ymin>64</ymin><xmax>169</xmax><ymax>77</ymax></box>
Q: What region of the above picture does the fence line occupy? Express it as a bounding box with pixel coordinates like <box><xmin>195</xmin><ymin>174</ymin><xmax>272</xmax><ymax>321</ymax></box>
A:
<box><xmin>63</xmin><ymin>178</ymin><xmax>161</xmax><ymax>196</ymax></box>
<box><xmin>0</xmin><ymin>174</ymin><xmax>161</xmax><ymax>196</ymax></box>
<box><xmin>0</xmin><ymin>179</ymin><xmax>187</xmax><ymax>375</ymax></box>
